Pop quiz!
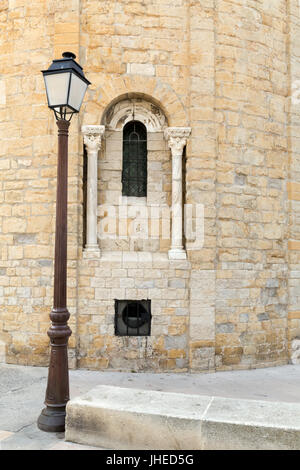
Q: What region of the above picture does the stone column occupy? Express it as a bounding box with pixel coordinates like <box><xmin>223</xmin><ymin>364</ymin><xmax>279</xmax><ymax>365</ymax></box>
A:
<box><xmin>82</xmin><ymin>125</ymin><xmax>105</xmax><ymax>257</ymax></box>
<box><xmin>164</xmin><ymin>127</ymin><xmax>191</xmax><ymax>260</ymax></box>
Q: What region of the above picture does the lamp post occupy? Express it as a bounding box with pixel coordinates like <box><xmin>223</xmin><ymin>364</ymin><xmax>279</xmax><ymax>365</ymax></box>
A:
<box><xmin>37</xmin><ymin>52</ymin><xmax>90</xmax><ymax>433</ymax></box>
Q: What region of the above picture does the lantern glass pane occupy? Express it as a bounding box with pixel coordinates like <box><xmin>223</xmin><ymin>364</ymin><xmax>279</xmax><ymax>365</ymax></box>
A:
<box><xmin>68</xmin><ymin>73</ymin><xmax>88</xmax><ymax>112</ymax></box>
<box><xmin>44</xmin><ymin>72</ymin><xmax>71</xmax><ymax>107</ymax></box>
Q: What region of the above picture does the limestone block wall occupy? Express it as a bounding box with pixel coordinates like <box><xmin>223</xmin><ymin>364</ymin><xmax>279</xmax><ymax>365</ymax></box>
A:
<box><xmin>185</xmin><ymin>0</ymin><xmax>217</xmax><ymax>371</ymax></box>
<box><xmin>78</xmin><ymin>252</ymin><xmax>190</xmax><ymax>371</ymax></box>
<box><xmin>0</xmin><ymin>0</ymin><xmax>298</xmax><ymax>372</ymax></box>
<box><xmin>0</xmin><ymin>0</ymin><xmax>82</xmax><ymax>366</ymax></box>
<box><xmin>288</xmin><ymin>0</ymin><xmax>300</xmax><ymax>359</ymax></box>
<box><xmin>214</xmin><ymin>0</ymin><xmax>289</xmax><ymax>369</ymax></box>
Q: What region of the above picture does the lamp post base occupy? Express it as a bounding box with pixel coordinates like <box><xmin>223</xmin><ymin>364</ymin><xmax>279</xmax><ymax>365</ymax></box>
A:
<box><xmin>37</xmin><ymin>406</ymin><xmax>66</xmax><ymax>433</ymax></box>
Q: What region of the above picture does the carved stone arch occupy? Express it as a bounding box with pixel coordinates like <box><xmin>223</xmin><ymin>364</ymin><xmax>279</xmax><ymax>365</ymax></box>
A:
<box><xmin>101</xmin><ymin>95</ymin><xmax>167</xmax><ymax>132</ymax></box>
<box><xmin>80</xmin><ymin>76</ymin><xmax>188</xmax><ymax>127</ymax></box>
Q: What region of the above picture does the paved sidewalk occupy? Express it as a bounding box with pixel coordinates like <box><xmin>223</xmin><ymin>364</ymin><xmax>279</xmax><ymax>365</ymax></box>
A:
<box><xmin>0</xmin><ymin>363</ymin><xmax>299</xmax><ymax>450</ymax></box>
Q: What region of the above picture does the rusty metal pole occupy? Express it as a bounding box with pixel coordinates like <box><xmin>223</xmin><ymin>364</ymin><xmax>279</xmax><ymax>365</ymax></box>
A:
<box><xmin>37</xmin><ymin>119</ymin><xmax>72</xmax><ymax>432</ymax></box>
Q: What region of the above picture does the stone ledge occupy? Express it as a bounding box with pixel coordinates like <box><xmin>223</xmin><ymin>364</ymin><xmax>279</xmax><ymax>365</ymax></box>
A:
<box><xmin>80</xmin><ymin>251</ymin><xmax>191</xmax><ymax>269</ymax></box>
<box><xmin>65</xmin><ymin>385</ymin><xmax>300</xmax><ymax>450</ymax></box>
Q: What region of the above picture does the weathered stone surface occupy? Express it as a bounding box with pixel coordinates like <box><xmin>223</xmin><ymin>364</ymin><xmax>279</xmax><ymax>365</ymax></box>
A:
<box><xmin>65</xmin><ymin>385</ymin><xmax>300</xmax><ymax>450</ymax></box>
<box><xmin>0</xmin><ymin>0</ymin><xmax>297</xmax><ymax>372</ymax></box>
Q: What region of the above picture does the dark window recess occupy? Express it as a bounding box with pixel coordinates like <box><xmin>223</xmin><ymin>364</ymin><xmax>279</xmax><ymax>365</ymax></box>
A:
<box><xmin>115</xmin><ymin>300</ymin><xmax>151</xmax><ymax>336</ymax></box>
<box><xmin>122</xmin><ymin>121</ymin><xmax>147</xmax><ymax>197</ymax></box>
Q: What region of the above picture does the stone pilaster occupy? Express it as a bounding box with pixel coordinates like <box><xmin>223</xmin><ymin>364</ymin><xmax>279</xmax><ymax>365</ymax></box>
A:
<box><xmin>82</xmin><ymin>125</ymin><xmax>105</xmax><ymax>257</ymax></box>
<box><xmin>164</xmin><ymin>127</ymin><xmax>191</xmax><ymax>260</ymax></box>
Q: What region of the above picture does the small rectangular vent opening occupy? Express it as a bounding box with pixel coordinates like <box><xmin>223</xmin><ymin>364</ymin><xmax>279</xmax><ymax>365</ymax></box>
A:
<box><xmin>115</xmin><ymin>299</ymin><xmax>151</xmax><ymax>336</ymax></box>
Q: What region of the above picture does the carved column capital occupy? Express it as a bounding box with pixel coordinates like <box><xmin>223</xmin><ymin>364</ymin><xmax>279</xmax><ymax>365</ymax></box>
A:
<box><xmin>82</xmin><ymin>125</ymin><xmax>105</xmax><ymax>152</ymax></box>
<box><xmin>164</xmin><ymin>127</ymin><xmax>191</xmax><ymax>155</ymax></box>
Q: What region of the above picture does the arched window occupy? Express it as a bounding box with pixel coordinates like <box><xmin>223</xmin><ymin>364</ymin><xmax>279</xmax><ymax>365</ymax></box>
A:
<box><xmin>122</xmin><ymin>121</ymin><xmax>147</xmax><ymax>197</ymax></box>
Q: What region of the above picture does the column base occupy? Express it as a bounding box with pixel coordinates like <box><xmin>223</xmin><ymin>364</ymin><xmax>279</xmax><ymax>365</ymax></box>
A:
<box><xmin>83</xmin><ymin>245</ymin><xmax>101</xmax><ymax>259</ymax></box>
<box><xmin>37</xmin><ymin>406</ymin><xmax>66</xmax><ymax>433</ymax></box>
<box><xmin>168</xmin><ymin>248</ymin><xmax>187</xmax><ymax>260</ymax></box>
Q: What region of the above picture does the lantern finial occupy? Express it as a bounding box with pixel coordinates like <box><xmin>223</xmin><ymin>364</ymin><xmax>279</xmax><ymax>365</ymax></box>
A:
<box><xmin>62</xmin><ymin>52</ymin><xmax>76</xmax><ymax>60</ymax></box>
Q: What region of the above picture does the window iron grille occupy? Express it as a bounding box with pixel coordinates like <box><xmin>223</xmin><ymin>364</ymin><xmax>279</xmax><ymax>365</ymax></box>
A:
<box><xmin>115</xmin><ymin>299</ymin><xmax>151</xmax><ymax>336</ymax></box>
<box><xmin>122</xmin><ymin>121</ymin><xmax>147</xmax><ymax>197</ymax></box>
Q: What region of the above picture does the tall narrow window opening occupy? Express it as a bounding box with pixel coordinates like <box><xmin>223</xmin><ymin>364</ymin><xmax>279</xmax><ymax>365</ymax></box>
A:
<box><xmin>122</xmin><ymin>121</ymin><xmax>147</xmax><ymax>197</ymax></box>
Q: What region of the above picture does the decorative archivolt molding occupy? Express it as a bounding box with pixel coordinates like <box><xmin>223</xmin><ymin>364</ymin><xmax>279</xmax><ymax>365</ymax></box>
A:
<box><xmin>103</xmin><ymin>98</ymin><xmax>166</xmax><ymax>132</ymax></box>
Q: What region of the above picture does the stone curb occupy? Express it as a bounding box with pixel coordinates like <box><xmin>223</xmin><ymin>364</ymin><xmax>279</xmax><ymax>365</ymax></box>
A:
<box><xmin>65</xmin><ymin>385</ymin><xmax>300</xmax><ymax>450</ymax></box>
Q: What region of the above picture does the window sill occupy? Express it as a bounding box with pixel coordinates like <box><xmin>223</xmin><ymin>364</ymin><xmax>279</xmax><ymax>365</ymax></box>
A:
<box><xmin>121</xmin><ymin>196</ymin><xmax>147</xmax><ymax>205</ymax></box>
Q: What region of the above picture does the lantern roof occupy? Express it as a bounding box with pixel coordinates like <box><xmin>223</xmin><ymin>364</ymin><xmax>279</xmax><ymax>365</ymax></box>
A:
<box><xmin>42</xmin><ymin>52</ymin><xmax>91</xmax><ymax>85</ymax></box>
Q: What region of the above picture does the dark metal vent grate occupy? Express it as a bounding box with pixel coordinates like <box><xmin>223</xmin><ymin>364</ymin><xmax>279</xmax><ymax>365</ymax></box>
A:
<box><xmin>115</xmin><ymin>299</ymin><xmax>151</xmax><ymax>336</ymax></box>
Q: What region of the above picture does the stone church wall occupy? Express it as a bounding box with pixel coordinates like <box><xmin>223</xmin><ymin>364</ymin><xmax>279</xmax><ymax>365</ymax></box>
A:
<box><xmin>0</xmin><ymin>0</ymin><xmax>299</xmax><ymax>372</ymax></box>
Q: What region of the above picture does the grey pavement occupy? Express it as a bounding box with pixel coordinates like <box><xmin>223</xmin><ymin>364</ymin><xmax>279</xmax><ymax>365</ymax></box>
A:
<box><xmin>0</xmin><ymin>363</ymin><xmax>299</xmax><ymax>449</ymax></box>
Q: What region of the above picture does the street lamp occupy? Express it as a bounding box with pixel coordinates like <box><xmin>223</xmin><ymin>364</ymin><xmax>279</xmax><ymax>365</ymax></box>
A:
<box><xmin>37</xmin><ymin>52</ymin><xmax>90</xmax><ymax>433</ymax></box>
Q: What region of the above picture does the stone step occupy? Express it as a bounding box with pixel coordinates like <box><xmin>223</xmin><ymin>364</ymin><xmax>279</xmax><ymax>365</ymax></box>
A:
<box><xmin>65</xmin><ymin>385</ymin><xmax>300</xmax><ymax>450</ymax></box>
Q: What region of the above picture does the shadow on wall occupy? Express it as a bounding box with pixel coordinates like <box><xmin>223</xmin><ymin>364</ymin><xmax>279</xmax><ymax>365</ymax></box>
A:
<box><xmin>0</xmin><ymin>339</ymin><xmax>6</xmax><ymax>363</ymax></box>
